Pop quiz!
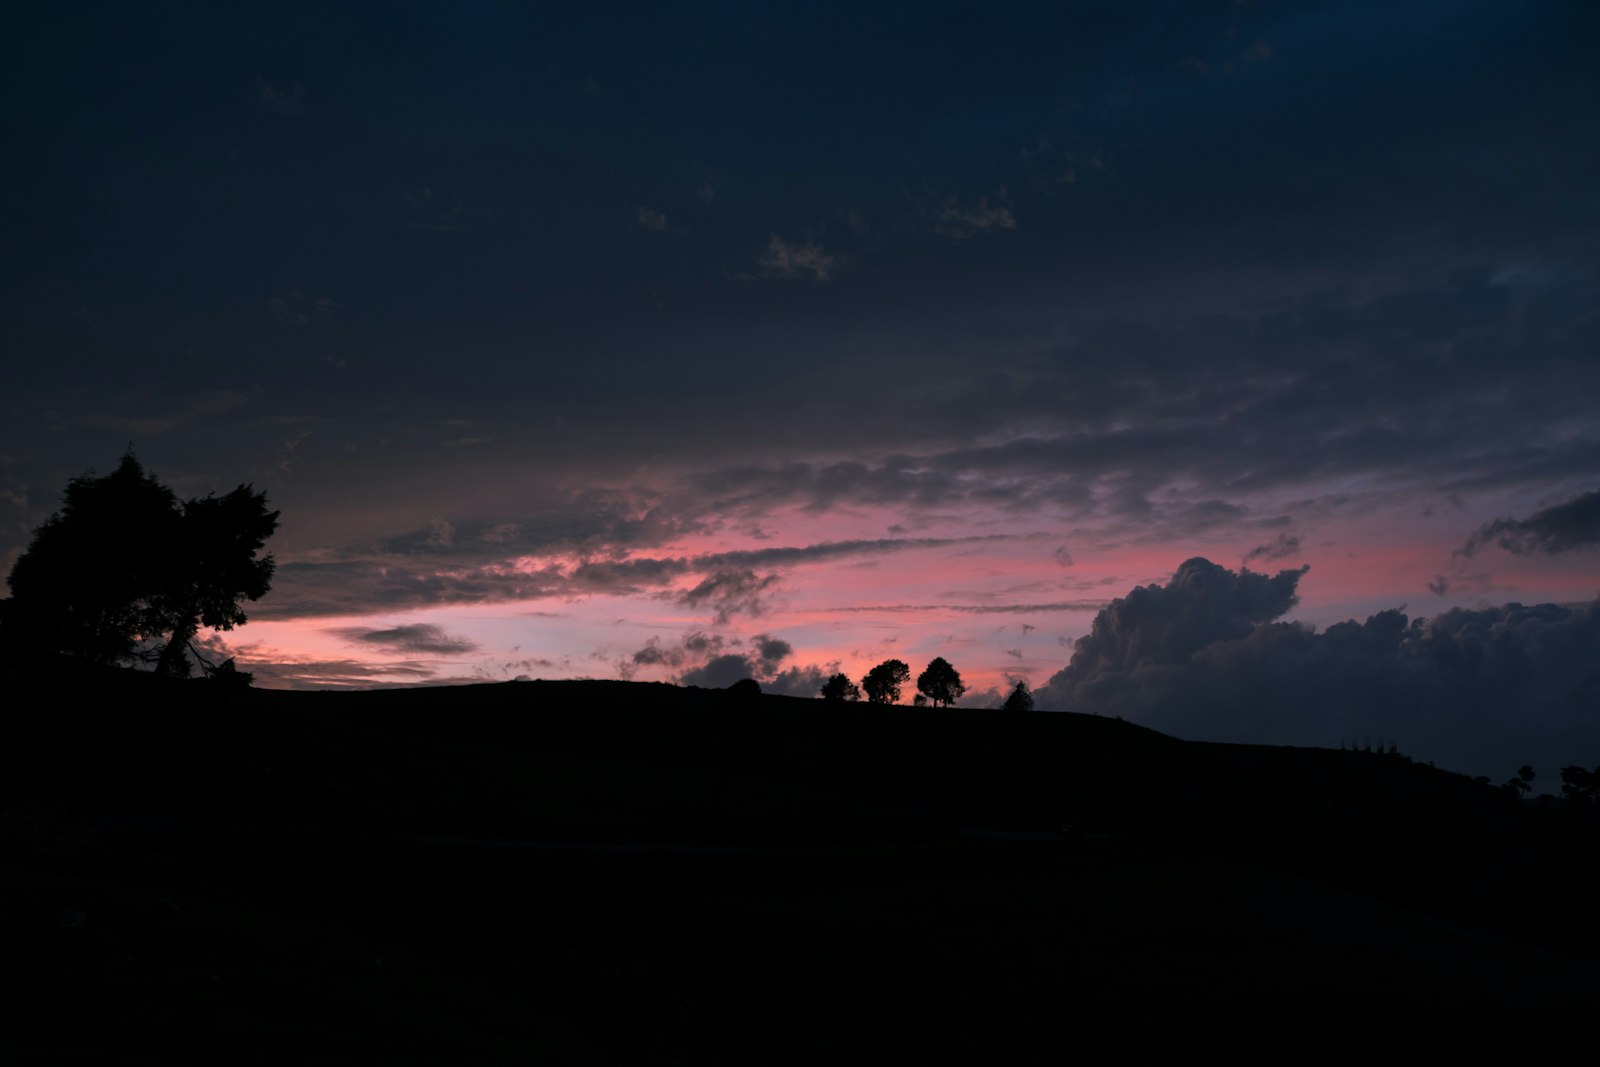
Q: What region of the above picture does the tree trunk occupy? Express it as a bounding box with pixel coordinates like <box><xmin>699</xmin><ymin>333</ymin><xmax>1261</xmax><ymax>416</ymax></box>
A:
<box><xmin>155</xmin><ymin>614</ymin><xmax>198</xmax><ymax>676</ymax></box>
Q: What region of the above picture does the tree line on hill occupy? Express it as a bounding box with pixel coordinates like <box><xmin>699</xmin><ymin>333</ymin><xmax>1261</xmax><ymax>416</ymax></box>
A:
<box><xmin>1488</xmin><ymin>763</ymin><xmax>1600</xmax><ymax>806</ymax></box>
<box><xmin>818</xmin><ymin>657</ymin><xmax>1035</xmax><ymax>712</ymax></box>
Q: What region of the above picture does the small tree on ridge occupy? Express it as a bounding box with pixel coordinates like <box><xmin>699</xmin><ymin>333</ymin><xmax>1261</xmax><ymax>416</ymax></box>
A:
<box><xmin>1001</xmin><ymin>680</ymin><xmax>1034</xmax><ymax>713</ymax></box>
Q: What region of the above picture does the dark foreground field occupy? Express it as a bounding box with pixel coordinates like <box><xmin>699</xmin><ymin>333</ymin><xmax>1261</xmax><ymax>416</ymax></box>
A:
<box><xmin>4</xmin><ymin>666</ymin><xmax>1598</xmax><ymax>1060</ymax></box>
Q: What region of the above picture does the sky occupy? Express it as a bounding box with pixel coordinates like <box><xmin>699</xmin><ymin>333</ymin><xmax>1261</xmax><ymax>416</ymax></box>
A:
<box><xmin>3</xmin><ymin>2</ymin><xmax>1598</xmax><ymax>775</ymax></box>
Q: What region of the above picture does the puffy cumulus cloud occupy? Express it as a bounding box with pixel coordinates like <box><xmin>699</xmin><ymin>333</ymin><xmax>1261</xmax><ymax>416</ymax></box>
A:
<box><xmin>1035</xmin><ymin>559</ymin><xmax>1600</xmax><ymax>779</ymax></box>
<box><xmin>1045</xmin><ymin>557</ymin><xmax>1307</xmax><ymax>682</ymax></box>
<box><xmin>630</xmin><ymin>637</ymin><xmax>679</xmax><ymax>669</ymax></box>
<box><xmin>761</xmin><ymin>664</ymin><xmax>832</xmax><ymax>698</ymax></box>
<box><xmin>1457</xmin><ymin>489</ymin><xmax>1600</xmax><ymax>559</ymax></box>
<box><xmin>752</xmin><ymin>633</ymin><xmax>792</xmax><ymax>667</ymax></box>
<box><xmin>679</xmin><ymin>653</ymin><xmax>758</xmax><ymax>689</ymax></box>
<box><xmin>627</xmin><ymin>631</ymin><xmax>726</xmax><ymax>672</ymax></box>
<box><xmin>960</xmin><ymin>685</ymin><xmax>1009</xmax><ymax>710</ymax></box>
<box><xmin>683</xmin><ymin>630</ymin><xmax>722</xmax><ymax>655</ymax></box>
<box><xmin>754</xmin><ymin>234</ymin><xmax>840</xmax><ymax>282</ymax></box>
<box><xmin>329</xmin><ymin>623</ymin><xmax>479</xmax><ymax>655</ymax></box>
<box><xmin>635</xmin><ymin>627</ymin><xmax>824</xmax><ymax>696</ymax></box>
<box><xmin>679</xmin><ymin>655</ymin><xmax>831</xmax><ymax>698</ymax></box>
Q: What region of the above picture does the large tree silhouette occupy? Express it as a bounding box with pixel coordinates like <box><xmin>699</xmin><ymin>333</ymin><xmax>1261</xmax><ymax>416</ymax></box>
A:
<box><xmin>861</xmin><ymin>659</ymin><xmax>910</xmax><ymax>704</ymax></box>
<box><xmin>916</xmin><ymin>657</ymin><xmax>965</xmax><ymax>708</ymax></box>
<box><xmin>2</xmin><ymin>453</ymin><xmax>278</xmax><ymax>675</ymax></box>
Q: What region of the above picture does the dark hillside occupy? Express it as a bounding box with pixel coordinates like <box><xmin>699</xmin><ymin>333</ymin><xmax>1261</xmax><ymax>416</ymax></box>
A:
<box><xmin>4</xmin><ymin>666</ymin><xmax>1598</xmax><ymax>1060</ymax></box>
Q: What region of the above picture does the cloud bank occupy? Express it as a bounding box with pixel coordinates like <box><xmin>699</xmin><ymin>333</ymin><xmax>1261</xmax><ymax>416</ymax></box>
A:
<box><xmin>1036</xmin><ymin>558</ymin><xmax>1600</xmax><ymax>779</ymax></box>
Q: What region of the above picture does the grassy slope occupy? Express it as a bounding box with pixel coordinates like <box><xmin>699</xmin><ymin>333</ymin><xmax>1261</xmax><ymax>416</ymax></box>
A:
<box><xmin>3</xmin><ymin>668</ymin><xmax>1598</xmax><ymax>1060</ymax></box>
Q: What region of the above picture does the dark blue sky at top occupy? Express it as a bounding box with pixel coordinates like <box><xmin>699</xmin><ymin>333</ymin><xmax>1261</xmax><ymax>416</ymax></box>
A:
<box><xmin>9</xmin><ymin>1</ymin><xmax>1594</xmax><ymax>396</ymax></box>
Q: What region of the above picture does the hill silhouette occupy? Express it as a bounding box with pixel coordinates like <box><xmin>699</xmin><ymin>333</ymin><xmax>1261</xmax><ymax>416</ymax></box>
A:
<box><xmin>4</xmin><ymin>664</ymin><xmax>1599</xmax><ymax>1060</ymax></box>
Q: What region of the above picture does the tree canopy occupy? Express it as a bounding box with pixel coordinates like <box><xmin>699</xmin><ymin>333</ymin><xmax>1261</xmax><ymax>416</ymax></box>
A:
<box><xmin>2</xmin><ymin>453</ymin><xmax>278</xmax><ymax>675</ymax></box>
<box><xmin>819</xmin><ymin>672</ymin><xmax>861</xmax><ymax>702</ymax></box>
<box><xmin>861</xmin><ymin>659</ymin><xmax>910</xmax><ymax>704</ymax></box>
<box><xmin>916</xmin><ymin>657</ymin><xmax>965</xmax><ymax>708</ymax></box>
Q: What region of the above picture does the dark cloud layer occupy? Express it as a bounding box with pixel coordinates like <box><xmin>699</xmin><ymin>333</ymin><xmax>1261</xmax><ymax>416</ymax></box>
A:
<box><xmin>1037</xmin><ymin>560</ymin><xmax>1600</xmax><ymax>779</ymax></box>
<box><xmin>329</xmin><ymin>623</ymin><xmax>478</xmax><ymax>655</ymax></box>
<box><xmin>262</xmin><ymin>535</ymin><xmax>1028</xmax><ymax>620</ymax></box>
<box><xmin>1243</xmin><ymin>533</ymin><xmax>1301</xmax><ymax>566</ymax></box>
<box><xmin>7</xmin><ymin>3</ymin><xmax>1598</xmax><ymax>569</ymax></box>
<box><xmin>679</xmin><ymin>653</ymin><xmax>758</xmax><ymax>690</ymax></box>
<box><xmin>676</xmin><ymin>569</ymin><xmax>780</xmax><ymax>623</ymax></box>
<box><xmin>1458</xmin><ymin>490</ymin><xmax>1600</xmax><ymax>559</ymax></box>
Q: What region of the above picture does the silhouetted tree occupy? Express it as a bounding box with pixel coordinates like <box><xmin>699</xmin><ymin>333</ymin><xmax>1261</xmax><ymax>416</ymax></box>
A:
<box><xmin>819</xmin><ymin>672</ymin><xmax>861</xmax><ymax>702</ymax></box>
<box><xmin>916</xmin><ymin>657</ymin><xmax>964</xmax><ymax>708</ymax></box>
<box><xmin>1503</xmin><ymin>764</ymin><xmax>1536</xmax><ymax>799</ymax></box>
<box><xmin>151</xmin><ymin>483</ymin><xmax>279</xmax><ymax>675</ymax></box>
<box><xmin>1559</xmin><ymin>765</ymin><xmax>1599</xmax><ymax>805</ymax></box>
<box><xmin>861</xmin><ymin>659</ymin><xmax>910</xmax><ymax>704</ymax></box>
<box><xmin>912</xmin><ymin>694</ymin><xmax>928</xmax><ymax>707</ymax></box>
<box><xmin>1001</xmin><ymin>680</ymin><xmax>1034</xmax><ymax>713</ymax></box>
<box><xmin>2</xmin><ymin>452</ymin><xmax>278</xmax><ymax>676</ymax></box>
<box><xmin>4</xmin><ymin>453</ymin><xmax>182</xmax><ymax>666</ymax></box>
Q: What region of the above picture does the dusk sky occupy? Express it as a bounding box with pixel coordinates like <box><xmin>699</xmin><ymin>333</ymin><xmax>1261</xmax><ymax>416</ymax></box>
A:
<box><xmin>4</xmin><ymin>2</ymin><xmax>1598</xmax><ymax>772</ymax></box>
